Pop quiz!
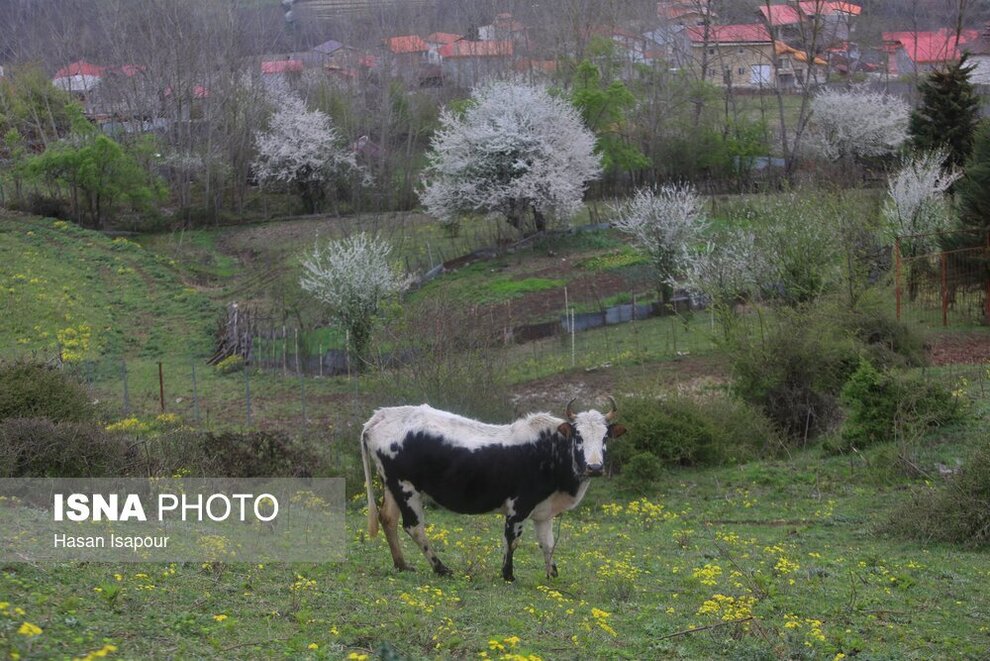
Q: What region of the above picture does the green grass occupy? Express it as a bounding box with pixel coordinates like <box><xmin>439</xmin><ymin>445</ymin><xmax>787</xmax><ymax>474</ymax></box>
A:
<box><xmin>3</xmin><ymin>409</ymin><xmax>989</xmax><ymax>660</ymax></box>
<box><xmin>0</xmin><ymin>216</ymin><xmax>216</xmax><ymax>361</ymax></box>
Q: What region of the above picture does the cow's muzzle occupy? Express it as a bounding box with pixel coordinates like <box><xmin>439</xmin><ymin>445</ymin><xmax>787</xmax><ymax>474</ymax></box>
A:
<box><xmin>586</xmin><ymin>464</ymin><xmax>604</xmax><ymax>477</ymax></box>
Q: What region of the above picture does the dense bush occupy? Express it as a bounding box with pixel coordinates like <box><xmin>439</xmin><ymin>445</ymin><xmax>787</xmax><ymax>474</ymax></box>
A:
<box><xmin>838</xmin><ymin>303</ymin><xmax>927</xmax><ymax>369</ymax></box>
<box><xmin>883</xmin><ymin>446</ymin><xmax>990</xmax><ymax>548</ymax></box>
<box><xmin>0</xmin><ymin>360</ymin><xmax>96</xmax><ymax>424</ymax></box>
<box><xmin>832</xmin><ymin>360</ymin><xmax>961</xmax><ymax>453</ymax></box>
<box><xmin>726</xmin><ymin>299</ymin><xmax>926</xmax><ymax>443</ymax></box>
<box><xmin>727</xmin><ymin>307</ymin><xmax>860</xmax><ymax>442</ymax></box>
<box><xmin>609</xmin><ymin>394</ymin><xmax>779</xmax><ymax>489</ymax></box>
<box><xmin>0</xmin><ymin>418</ymin><xmax>134</xmax><ymax>477</ymax></box>
<box><xmin>197</xmin><ymin>430</ymin><xmax>329</xmax><ymax>478</ymax></box>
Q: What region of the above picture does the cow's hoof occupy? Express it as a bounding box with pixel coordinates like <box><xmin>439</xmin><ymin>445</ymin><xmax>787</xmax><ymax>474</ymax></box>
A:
<box><xmin>433</xmin><ymin>564</ymin><xmax>453</xmax><ymax>577</ymax></box>
<box><xmin>395</xmin><ymin>563</ymin><xmax>415</xmax><ymax>572</ymax></box>
<box><xmin>502</xmin><ymin>572</ymin><xmax>516</xmax><ymax>582</ymax></box>
<box><xmin>547</xmin><ymin>564</ymin><xmax>558</xmax><ymax>578</ymax></box>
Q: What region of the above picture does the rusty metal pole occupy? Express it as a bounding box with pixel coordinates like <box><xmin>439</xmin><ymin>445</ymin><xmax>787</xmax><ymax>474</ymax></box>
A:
<box><xmin>940</xmin><ymin>251</ymin><xmax>949</xmax><ymax>327</ymax></box>
<box><xmin>894</xmin><ymin>238</ymin><xmax>902</xmax><ymax>321</ymax></box>
<box><xmin>157</xmin><ymin>361</ymin><xmax>165</xmax><ymax>413</ymax></box>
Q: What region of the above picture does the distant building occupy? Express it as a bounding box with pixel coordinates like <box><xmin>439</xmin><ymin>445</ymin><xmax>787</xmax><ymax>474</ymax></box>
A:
<box><xmin>683</xmin><ymin>23</ymin><xmax>776</xmax><ymax>88</ymax></box>
<box><xmin>883</xmin><ymin>28</ymin><xmax>980</xmax><ymax>76</ymax></box>
<box><xmin>438</xmin><ymin>40</ymin><xmax>513</xmax><ymax>88</ymax></box>
<box><xmin>968</xmin><ymin>24</ymin><xmax>990</xmax><ymax>85</ymax></box>
<box><xmin>657</xmin><ymin>1</ymin><xmax>715</xmax><ymax>27</ymax></box>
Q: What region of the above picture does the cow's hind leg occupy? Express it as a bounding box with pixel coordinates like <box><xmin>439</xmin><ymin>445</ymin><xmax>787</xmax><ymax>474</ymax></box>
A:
<box><xmin>501</xmin><ymin>513</ymin><xmax>527</xmax><ymax>582</ymax></box>
<box><xmin>393</xmin><ymin>480</ymin><xmax>452</xmax><ymax>576</ymax></box>
<box><xmin>533</xmin><ymin>516</ymin><xmax>558</xmax><ymax>578</ymax></box>
<box><xmin>379</xmin><ymin>488</ymin><xmax>411</xmax><ymax>571</ymax></box>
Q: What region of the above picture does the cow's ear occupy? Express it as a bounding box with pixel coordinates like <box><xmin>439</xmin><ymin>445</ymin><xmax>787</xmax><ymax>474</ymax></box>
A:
<box><xmin>557</xmin><ymin>422</ymin><xmax>574</xmax><ymax>438</ymax></box>
<box><xmin>608</xmin><ymin>424</ymin><xmax>626</xmax><ymax>438</ymax></box>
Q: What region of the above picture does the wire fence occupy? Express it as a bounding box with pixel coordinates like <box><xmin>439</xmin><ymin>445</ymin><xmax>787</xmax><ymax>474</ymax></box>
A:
<box><xmin>895</xmin><ymin>230</ymin><xmax>990</xmax><ymax>327</ymax></box>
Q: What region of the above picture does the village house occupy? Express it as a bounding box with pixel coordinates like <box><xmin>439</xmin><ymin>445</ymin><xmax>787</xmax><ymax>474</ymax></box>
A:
<box><xmin>478</xmin><ymin>13</ymin><xmax>529</xmax><ymax>52</ymax></box>
<box><xmin>968</xmin><ymin>24</ymin><xmax>990</xmax><ymax>85</ymax></box>
<box><xmin>657</xmin><ymin>0</ymin><xmax>715</xmax><ymax>27</ymax></box>
<box><xmin>683</xmin><ymin>23</ymin><xmax>777</xmax><ymax>88</ymax></box>
<box><xmin>757</xmin><ymin>2</ymin><xmax>860</xmax><ymax>50</ymax></box>
<box><xmin>438</xmin><ymin>40</ymin><xmax>513</xmax><ymax>89</ymax></box>
<box><xmin>882</xmin><ymin>28</ymin><xmax>981</xmax><ymax>76</ymax></box>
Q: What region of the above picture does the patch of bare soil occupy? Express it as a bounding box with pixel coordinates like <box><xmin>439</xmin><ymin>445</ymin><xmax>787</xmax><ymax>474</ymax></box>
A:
<box><xmin>926</xmin><ymin>331</ymin><xmax>990</xmax><ymax>365</ymax></box>
<box><xmin>508</xmin><ymin>354</ymin><xmax>730</xmax><ymax>413</ymax></box>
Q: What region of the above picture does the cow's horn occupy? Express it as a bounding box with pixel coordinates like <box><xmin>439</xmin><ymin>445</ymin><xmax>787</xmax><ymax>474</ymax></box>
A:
<box><xmin>604</xmin><ymin>396</ymin><xmax>617</xmax><ymax>421</ymax></box>
<box><xmin>565</xmin><ymin>398</ymin><xmax>577</xmax><ymax>421</ymax></box>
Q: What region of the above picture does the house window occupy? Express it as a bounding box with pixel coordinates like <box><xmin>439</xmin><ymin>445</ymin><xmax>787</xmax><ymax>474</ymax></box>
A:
<box><xmin>708</xmin><ymin>47</ymin><xmax>716</xmax><ymax>55</ymax></box>
<box><xmin>737</xmin><ymin>48</ymin><xmax>744</xmax><ymax>55</ymax></box>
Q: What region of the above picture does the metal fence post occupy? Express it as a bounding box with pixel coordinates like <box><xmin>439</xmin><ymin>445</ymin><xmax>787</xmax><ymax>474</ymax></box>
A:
<box><xmin>244</xmin><ymin>364</ymin><xmax>252</xmax><ymax>427</ymax></box>
<box><xmin>940</xmin><ymin>251</ymin><xmax>949</xmax><ymax>327</ymax></box>
<box><xmin>157</xmin><ymin>361</ymin><xmax>165</xmax><ymax>413</ymax></box>
<box><xmin>191</xmin><ymin>359</ymin><xmax>201</xmax><ymax>425</ymax></box>
<box><xmin>894</xmin><ymin>238</ymin><xmax>902</xmax><ymax>321</ymax></box>
<box><xmin>121</xmin><ymin>359</ymin><xmax>130</xmax><ymax>415</ymax></box>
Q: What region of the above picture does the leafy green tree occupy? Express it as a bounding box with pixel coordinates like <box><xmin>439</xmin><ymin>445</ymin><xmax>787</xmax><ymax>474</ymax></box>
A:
<box><xmin>26</xmin><ymin>112</ymin><xmax>162</xmax><ymax>228</ymax></box>
<box><xmin>909</xmin><ymin>54</ymin><xmax>981</xmax><ymax>168</ymax></box>
<box><xmin>571</xmin><ymin>60</ymin><xmax>649</xmax><ymax>181</ymax></box>
<box><xmin>0</xmin><ymin>64</ymin><xmax>76</xmax><ymax>148</ymax></box>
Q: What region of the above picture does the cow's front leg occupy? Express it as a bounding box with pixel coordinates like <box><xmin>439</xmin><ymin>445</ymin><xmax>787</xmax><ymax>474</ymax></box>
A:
<box><xmin>501</xmin><ymin>515</ymin><xmax>526</xmax><ymax>581</ymax></box>
<box><xmin>532</xmin><ymin>516</ymin><xmax>558</xmax><ymax>578</ymax></box>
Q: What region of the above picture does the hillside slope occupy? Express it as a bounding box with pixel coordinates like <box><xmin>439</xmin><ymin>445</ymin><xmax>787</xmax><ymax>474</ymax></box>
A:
<box><xmin>0</xmin><ymin>213</ymin><xmax>216</xmax><ymax>362</ymax></box>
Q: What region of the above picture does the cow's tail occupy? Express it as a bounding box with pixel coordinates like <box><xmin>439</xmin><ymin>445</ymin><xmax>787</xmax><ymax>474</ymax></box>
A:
<box><xmin>360</xmin><ymin>426</ymin><xmax>379</xmax><ymax>538</ymax></box>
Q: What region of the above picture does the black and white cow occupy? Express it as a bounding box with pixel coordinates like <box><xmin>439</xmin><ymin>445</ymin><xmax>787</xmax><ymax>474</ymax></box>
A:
<box><xmin>360</xmin><ymin>399</ymin><xmax>625</xmax><ymax>581</ymax></box>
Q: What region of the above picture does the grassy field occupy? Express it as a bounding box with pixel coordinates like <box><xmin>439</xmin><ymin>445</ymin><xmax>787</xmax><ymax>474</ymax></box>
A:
<box><xmin>2</xmin><ymin>207</ymin><xmax>990</xmax><ymax>660</ymax></box>
<box><xmin>2</xmin><ymin>401</ymin><xmax>988</xmax><ymax>660</ymax></box>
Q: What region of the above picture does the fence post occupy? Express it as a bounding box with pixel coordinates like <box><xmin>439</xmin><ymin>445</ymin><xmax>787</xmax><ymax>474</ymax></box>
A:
<box><xmin>191</xmin><ymin>359</ymin><xmax>201</xmax><ymax>425</ymax></box>
<box><xmin>894</xmin><ymin>238</ymin><xmax>902</xmax><ymax>321</ymax></box>
<box><xmin>157</xmin><ymin>361</ymin><xmax>165</xmax><ymax>413</ymax></box>
<box><xmin>244</xmin><ymin>364</ymin><xmax>252</xmax><ymax>427</ymax></box>
<box><xmin>940</xmin><ymin>251</ymin><xmax>949</xmax><ymax>327</ymax></box>
<box><xmin>300</xmin><ymin>370</ymin><xmax>307</xmax><ymax>424</ymax></box>
<box><xmin>121</xmin><ymin>359</ymin><xmax>130</xmax><ymax>415</ymax></box>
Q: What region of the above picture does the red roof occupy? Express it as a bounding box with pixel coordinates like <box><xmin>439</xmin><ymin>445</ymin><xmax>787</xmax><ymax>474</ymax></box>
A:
<box><xmin>54</xmin><ymin>60</ymin><xmax>105</xmax><ymax>78</ymax></box>
<box><xmin>261</xmin><ymin>59</ymin><xmax>303</xmax><ymax>74</ymax></box>
<box><xmin>686</xmin><ymin>24</ymin><xmax>772</xmax><ymax>44</ymax></box>
<box><xmin>426</xmin><ymin>32</ymin><xmax>462</xmax><ymax>45</ymax></box>
<box><xmin>759</xmin><ymin>4</ymin><xmax>801</xmax><ymax>26</ymax></box>
<box><xmin>797</xmin><ymin>1</ymin><xmax>861</xmax><ymax>16</ymax></box>
<box><xmin>439</xmin><ymin>40</ymin><xmax>513</xmax><ymax>58</ymax></box>
<box><xmin>386</xmin><ymin>35</ymin><xmax>429</xmax><ymax>54</ymax></box>
<box><xmin>116</xmin><ymin>64</ymin><xmax>144</xmax><ymax>77</ymax></box>
<box><xmin>883</xmin><ymin>29</ymin><xmax>980</xmax><ymax>64</ymax></box>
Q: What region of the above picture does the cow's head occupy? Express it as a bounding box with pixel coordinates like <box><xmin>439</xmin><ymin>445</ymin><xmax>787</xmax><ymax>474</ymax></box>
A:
<box><xmin>558</xmin><ymin>397</ymin><xmax>626</xmax><ymax>478</ymax></box>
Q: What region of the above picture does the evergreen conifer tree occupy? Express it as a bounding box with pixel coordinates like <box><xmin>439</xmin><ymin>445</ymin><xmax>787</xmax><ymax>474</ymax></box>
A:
<box><xmin>909</xmin><ymin>54</ymin><xmax>981</xmax><ymax>168</ymax></box>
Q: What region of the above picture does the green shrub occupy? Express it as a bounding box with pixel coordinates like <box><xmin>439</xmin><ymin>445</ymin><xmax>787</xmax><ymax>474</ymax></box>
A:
<box><xmin>883</xmin><ymin>446</ymin><xmax>990</xmax><ymax>548</ymax></box>
<box><xmin>837</xmin><ymin>301</ymin><xmax>927</xmax><ymax>369</ymax></box>
<box><xmin>198</xmin><ymin>430</ymin><xmax>328</xmax><ymax>478</ymax></box>
<box><xmin>833</xmin><ymin>360</ymin><xmax>963</xmax><ymax>453</ymax></box>
<box><xmin>727</xmin><ymin>307</ymin><xmax>860</xmax><ymax>442</ymax></box>
<box><xmin>620</xmin><ymin>452</ymin><xmax>664</xmax><ymax>493</ymax></box>
<box><xmin>0</xmin><ymin>360</ymin><xmax>96</xmax><ymax>423</ymax></box>
<box><xmin>609</xmin><ymin>394</ymin><xmax>778</xmax><ymax>479</ymax></box>
<box><xmin>214</xmin><ymin>354</ymin><xmax>245</xmax><ymax>375</ymax></box>
<box><xmin>0</xmin><ymin>418</ymin><xmax>134</xmax><ymax>477</ymax></box>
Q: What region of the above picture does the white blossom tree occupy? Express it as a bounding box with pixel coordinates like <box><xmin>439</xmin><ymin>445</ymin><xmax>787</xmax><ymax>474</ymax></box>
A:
<box><xmin>420</xmin><ymin>81</ymin><xmax>601</xmax><ymax>235</ymax></box>
<box><xmin>299</xmin><ymin>233</ymin><xmax>402</xmax><ymax>363</ymax></box>
<box><xmin>252</xmin><ymin>91</ymin><xmax>363</xmax><ymax>214</ymax></box>
<box><xmin>807</xmin><ymin>89</ymin><xmax>910</xmax><ymax>162</ymax></box>
<box><xmin>882</xmin><ymin>149</ymin><xmax>961</xmax><ymax>255</ymax></box>
<box><xmin>611</xmin><ymin>184</ymin><xmax>709</xmax><ymax>305</ymax></box>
